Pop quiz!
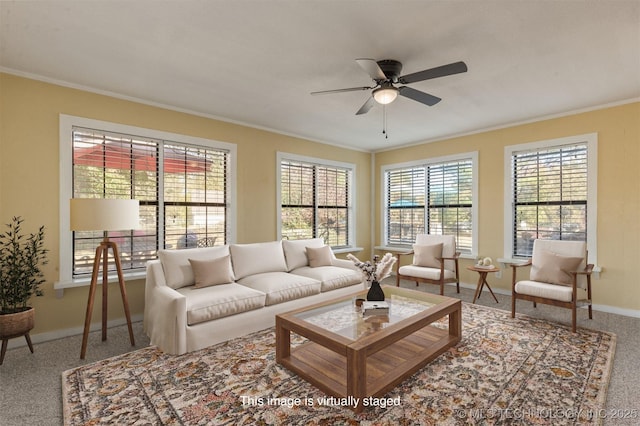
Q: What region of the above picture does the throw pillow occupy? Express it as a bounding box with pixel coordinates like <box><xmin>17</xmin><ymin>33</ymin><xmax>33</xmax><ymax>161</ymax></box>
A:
<box><xmin>413</xmin><ymin>243</ymin><xmax>443</xmax><ymax>268</ymax></box>
<box><xmin>306</xmin><ymin>245</ymin><xmax>333</xmax><ymax>267</ymax></box>
<box><xmin>282</xmin><ymin>238</ymin><xmax>325</xmax><ymax>270</ymax></box>
<box><xmin>189</xmin><ymin>255</ymin><xmax>234</xmax><ymax>288</ymax></box>
<box><xmin>531</xmin><ymin>250</ymin><xmax>583</xmax><ymax>286</ymax></box>
<box><xmin>158</xmin><ymin>246</ymin><xmax>229</xmax><ymax>289</ymax></box>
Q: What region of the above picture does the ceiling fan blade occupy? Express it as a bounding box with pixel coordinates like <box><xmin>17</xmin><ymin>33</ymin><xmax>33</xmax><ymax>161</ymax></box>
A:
<box><xmin>356</xmin><ymin>96</ymin><xmax>375</xmax><ymax>115</ymax></box>
<box><xmin>398</xmin><ymin>61</ymin><xmax>468</xmax><ymax>84</ymax></box>
<box><xmin>356</xmin><ymin>58</ymin><xmax>387</xmax><ymax>81</ymax></box>
<box><xmin>398</xmin><ymin>86</ymin><xmax>441</xmax><ymax>106</ymax></box>
<box><xmin>311</xmin><ymin>86</ymin><xmax>372</xmax><ymax>95</ymax></box>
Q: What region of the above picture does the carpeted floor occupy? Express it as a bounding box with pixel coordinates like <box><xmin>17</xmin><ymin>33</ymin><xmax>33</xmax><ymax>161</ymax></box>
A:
<box><xmin>1</xmin><ymin>281</ymin><xmax>638</xmax><ymax>425</ymax></box>
<box><xmin>61</xmin><ymin>302</ymin><xmax>615</xmax><ymax>425</ymax></box>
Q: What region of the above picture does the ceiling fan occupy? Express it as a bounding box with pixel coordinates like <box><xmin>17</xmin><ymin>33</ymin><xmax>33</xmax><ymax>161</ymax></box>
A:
<box><xmin>311</xmin><ymin>59</ymin><xmax>468</xmax><ymax>115</ymax></box>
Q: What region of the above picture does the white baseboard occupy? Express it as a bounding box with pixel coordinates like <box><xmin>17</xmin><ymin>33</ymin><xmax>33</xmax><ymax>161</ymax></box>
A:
<box><xmin>586</xmin><ymin>303</ymin><xmax>640</xmax><ymax>318</ymax></box>
<box><xmin>419</xmin><ymin>280</ymin><xmax>640</xmax><ymax>318</ymax></box>
<box><xmin>4</xmin><ymin>314</ymin><xmax>144</xmax><ymax>350</ymax></box>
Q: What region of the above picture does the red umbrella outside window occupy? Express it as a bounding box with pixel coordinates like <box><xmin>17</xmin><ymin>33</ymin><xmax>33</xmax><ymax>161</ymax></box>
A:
<box><xmin>73</xmin><ymin>142</ymin><xmax>211</xmax><ymax>173</ymax></box>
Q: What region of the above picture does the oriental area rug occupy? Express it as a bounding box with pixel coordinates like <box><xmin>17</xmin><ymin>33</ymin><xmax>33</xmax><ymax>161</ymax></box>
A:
<box><xmin>62</xmin><ymin>303</ymin><xmax>615</xmax><ymax>425</ymax></box>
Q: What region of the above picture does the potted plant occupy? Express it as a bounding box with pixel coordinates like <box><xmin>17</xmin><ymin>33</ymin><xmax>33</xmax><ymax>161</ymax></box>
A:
<box><xmin>0</xmin><ymin>216</ymin><xmax>48</xmax><ymax>364</ymax></box>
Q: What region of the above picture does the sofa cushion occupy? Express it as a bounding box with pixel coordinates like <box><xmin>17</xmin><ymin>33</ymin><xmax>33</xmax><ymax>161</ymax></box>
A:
<box><xmin>189</xmin><ymin>255</ymin><xmax>234</xmax><ymax>288</ymax></box>
<box><xmin>230</xmin><ymin>241</ymin><xmax>288</xmax><ymax>280</ymax></box>
<box><xmin>306</xmin><ymin>245</ymin><xmax>334</xmax><ymax>267</ymax></box>
<box><xmin>291</xmin><ymin>266</ymin><xmax>362</xmax><ymax>292</ymax></box>
<box><xmin>398</xmin><ymin>264</ymin><xmax>456</xmax><ymax>281</ymax></box>
<box><xmin>515</xmin><ymin>280</ymin><xmax>573</xmax><ymax>302</ymax></box>
<box><xmin>237</xmin><ymin>272</ymin><xmax>321</xmax><ymax>306</ymax></box>
<box><xmin>176</xmin><ymin>283</ymin><xmax>266</xmax><ymax>325</ymax></box>
<box><xmin>159</xmin><ymin>246</ymin><xmax>230</xmax><ymax>289</ymax></box>
<box><xmin>282</xmin><ymin>238</ymin><xmax>325</xmax><ymax>271</ymax></box>
<box><xmin>413</xmin><ymin>243</ymin><xmax>443</xmax><ymax>268</ymax></box>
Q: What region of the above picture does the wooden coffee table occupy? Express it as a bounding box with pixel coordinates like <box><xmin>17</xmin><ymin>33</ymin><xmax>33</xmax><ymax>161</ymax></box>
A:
<box><xmin>275</xmin><ymin>285</ymin><xmax>461</xmax><ymax>413</ymax></box>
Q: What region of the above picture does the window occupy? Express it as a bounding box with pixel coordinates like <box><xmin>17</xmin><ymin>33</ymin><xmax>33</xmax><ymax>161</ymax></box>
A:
<box><xmin>504</xmin><ymin>133</ymin><xmax>597</xmax><ymax>260</ymax></box>
<box><xmin>383</xmin><ymin>153</ymin><xmax>477</xmax><ymax>255</ymax></box>
<box><xmin>58</xmin><ymin>116</ymin><xmax>236</xmax><ymax>286</ymax></box>
<box><xmin>386</xmin><ymin>167</ymin><xmax>426</xmax><ymax>244</ymax></box>
<box><xmin>278</xmin><ymin>153</ymin><xmax>354</xmax><ymax>248</ymax></box>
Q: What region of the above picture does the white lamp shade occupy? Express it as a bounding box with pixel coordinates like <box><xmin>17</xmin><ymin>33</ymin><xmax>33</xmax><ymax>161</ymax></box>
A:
<box><xmin>70</xmin><ymin>198</ymin><xmax>140</xmax><ymax>231</ymax></box>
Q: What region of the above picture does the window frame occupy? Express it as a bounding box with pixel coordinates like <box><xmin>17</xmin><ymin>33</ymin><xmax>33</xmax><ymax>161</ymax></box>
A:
<box><xmin>56</xmin><ymin>115</ymin><xmax>237</xmax><ymax>290</ymax></box>
<box><xmin>503</xmin><ymin>133</ymin><xmax>597</xmax><ymax>263</ymax></box>
<box><xmin>381</xmin><ymin>152</ymin><xmax>478</xmax><ymax>257</ymax></box>
<box><xmin>276</xmin><ymin>152</ymin><xmax>356</xmax><ymax>251</ymax></box>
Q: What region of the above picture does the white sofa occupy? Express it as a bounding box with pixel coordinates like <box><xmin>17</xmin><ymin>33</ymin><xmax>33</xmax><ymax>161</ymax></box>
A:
<box><xmin>143</xmin><ymin>238</ymin><xmax>364</xmax><ymax>354</ymax></box>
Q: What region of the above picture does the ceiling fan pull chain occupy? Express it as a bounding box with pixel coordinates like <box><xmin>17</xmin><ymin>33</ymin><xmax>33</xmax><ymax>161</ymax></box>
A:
<box><xmin>382</xmin><ymin>105</ymin><xmax>389</xmax><ymax>139</ymax></box>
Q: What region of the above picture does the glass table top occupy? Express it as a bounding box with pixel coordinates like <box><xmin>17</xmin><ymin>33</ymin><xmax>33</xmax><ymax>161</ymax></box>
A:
<box><xmin>293</xmin><ymin>290</ymin><xmax>440</xmax><ymax>340</ymax></box>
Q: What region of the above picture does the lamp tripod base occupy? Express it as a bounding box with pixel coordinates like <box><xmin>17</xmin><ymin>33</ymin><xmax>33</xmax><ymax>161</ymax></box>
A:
<box><xmin>80</xmin><ymin>239</ymin><xmax>135</xmax><ymax>359</ymax></box>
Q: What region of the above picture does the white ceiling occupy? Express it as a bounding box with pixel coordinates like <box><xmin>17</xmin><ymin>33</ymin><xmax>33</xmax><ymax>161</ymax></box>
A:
<box><xmin>1</xmin><ymin>1</ymin><xmax>639</xmax><ymax>151</ymax></box>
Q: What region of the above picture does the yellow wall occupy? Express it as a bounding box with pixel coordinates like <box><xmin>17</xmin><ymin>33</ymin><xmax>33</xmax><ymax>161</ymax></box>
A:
<box><xmin>1</xmin><ymin>71</ymin><xmax>638</xmax><ymax>341</ymax></box>
<box><xmin>375</xmin><ymin>102</ymin><xmax>640</xmax><ymax>312</ymax></box>
<box><xmin>0</xmin><ymin>73</ymin><xmax>372</xmax><ymax>336</ymax></box>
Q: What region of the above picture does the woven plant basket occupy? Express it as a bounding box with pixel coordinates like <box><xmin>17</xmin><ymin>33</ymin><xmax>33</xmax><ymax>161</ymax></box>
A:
<box><xmin>0</xmin><ymin>307</ymin><xmax>35</xmax><ymax>338</ymax></box>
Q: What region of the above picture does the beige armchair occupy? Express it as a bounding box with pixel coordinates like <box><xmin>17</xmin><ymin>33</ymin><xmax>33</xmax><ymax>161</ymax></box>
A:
<box><xmin>395</xmin><ymin>234</ymin><xmax>460</xmax><ymax>295</ymax></box>
<box><xmin>511</xmin><ymin>239</ymin><xmax>593</xmax><ymax>332</ymax></box>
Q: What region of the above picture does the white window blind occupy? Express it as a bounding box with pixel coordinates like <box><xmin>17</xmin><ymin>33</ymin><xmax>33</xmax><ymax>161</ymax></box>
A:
<box><xmin>162</xmin><ymin>143</ymin><xmax>228</xmax><ymax>250</ymax></box>
<box><xmin>384</xmin><ymin>156</ymin><xmax>475</xmax><ymax>254</ymax></box>
<box><xmin>511</xmin><ymin>143</ymin><xmax>587</xmax><ymax>257</ymax></box>
<box><xmin>386</xmin><ymin>167</ymin><xmax>425</xmax><ymax>245</ymax></box>
<box><xmin>428</xmin><ymin>160</ymin><xmax>473</xmax><ymax>253</ymax></box>
<box><xmin>72</xmin><ymin>127</ymin><xmax>229</xmax><ymax>277</ymax></box>
<box><xmin>280</xmin><ymin>158</ymin><xmax>351</xmax><ymax>247</ymax></box>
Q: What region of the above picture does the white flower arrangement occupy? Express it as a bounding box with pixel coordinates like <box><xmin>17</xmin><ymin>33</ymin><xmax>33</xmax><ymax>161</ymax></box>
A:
<box><xmin>347</xmin><ymin>253</ymin><xmax>397</xmax><ymax>283</ymax></box>
<box><xmin>476</xmin><ymin>256</ymin><xmax>494</xmax><ymax>267</ymax></box>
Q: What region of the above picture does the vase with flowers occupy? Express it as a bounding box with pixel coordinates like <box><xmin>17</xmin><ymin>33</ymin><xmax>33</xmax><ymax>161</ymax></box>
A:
<box><xmin>346</xmin><ymin>253</ymin><xmax>396</xmax><ymax>301</ymax></box>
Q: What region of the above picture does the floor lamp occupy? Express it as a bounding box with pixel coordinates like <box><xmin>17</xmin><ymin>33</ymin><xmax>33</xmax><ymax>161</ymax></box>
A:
<box><xmin>70</xmin><ymin>198</ymin><xmax>139</xmax><ymax>359</ymax></box>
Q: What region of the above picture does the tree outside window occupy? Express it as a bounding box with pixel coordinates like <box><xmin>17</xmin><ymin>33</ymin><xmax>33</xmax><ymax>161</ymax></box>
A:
<box><xmin>512</xmin><ymin>144</ymin><xmax>587</xmax><ymax>257</ymax></box>
<box><xmin>385</xmin><ymin>157</ymin><xmax>475</xmax><ymax>254</ymax></box>
<box><xmin>279</xmin><ymin>157</ymin><xmax>352</xmax><ymax>248</ymax></box>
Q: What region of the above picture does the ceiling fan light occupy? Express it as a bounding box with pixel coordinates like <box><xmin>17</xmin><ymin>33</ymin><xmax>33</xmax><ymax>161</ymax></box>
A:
<box><xmin>373</xmin><ymin>87</ymin><xmax>398</xmax><ymax>105</ymax></box>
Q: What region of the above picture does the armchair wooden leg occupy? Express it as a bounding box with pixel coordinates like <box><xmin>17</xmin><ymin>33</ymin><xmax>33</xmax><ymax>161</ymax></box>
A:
<box><xmin>511</xmin><ymin>295</ymin><xmax>516</xmax><ymax>318</ymax></box>
<box><xmin>439</xmin><ymin>282</ymin><xmax>444</xmax><ymax>295</ymax></box>
<box><xmin>572</xmin><ymin>305</ymin><xmax>577</xmax><ymax>333</ymax></box>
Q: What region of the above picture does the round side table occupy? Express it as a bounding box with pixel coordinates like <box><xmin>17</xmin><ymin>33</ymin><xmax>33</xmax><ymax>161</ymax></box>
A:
<box><xmin>466</xmin><ymin>265</ymin><xmax>500</xmax><ymax>304</ymax></box>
